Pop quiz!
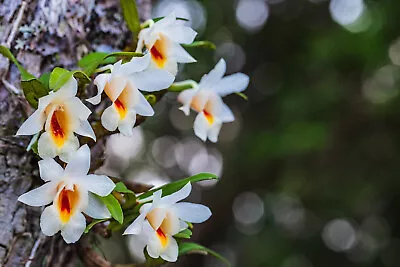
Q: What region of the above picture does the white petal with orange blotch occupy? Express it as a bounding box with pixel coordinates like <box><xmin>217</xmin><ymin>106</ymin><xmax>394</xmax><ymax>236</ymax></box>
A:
<box><xmin>19</xmin><ymin>145</ymin><xmax>115</xmax><ymax>244</ymax></box>
<box><xmin>137</xmin><ymin>12</ymin><xmax>197</xmax><ymax>74</ymax></box>
<box><xmin>124</xmin><ymin>182</ymin><xmax>211</xmax><ymax>262</ymax></box>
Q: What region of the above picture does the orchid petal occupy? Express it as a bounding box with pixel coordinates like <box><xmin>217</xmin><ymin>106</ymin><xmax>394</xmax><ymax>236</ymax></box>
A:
<box><xmin>87</xmin><ymin>73</ymin><xmax>110</xmax><ymax>105</ymax></box>
<box><xmin>101</xmin><ymin>105</ymin><xmax>119</xmax><ymax>132</ymax></box>
<box><xmin>160</xmin><ymin>236</ymin><xmax>178</xmax><ymax>262</ymax></box>
<box><xmin>131</xmin><ymin>69</ymin><xmax>175</xmax><ymax>92</ymax></box>
<box><xmin>118</xmin><ymin>110</ymin><xmax>137</xmax><ymax>137</ymax></box>
<box><xmin>40</xmin><ymin>205</ymin><xmax>62</xmax><ymax>236</ymax></box>
<box><xmin>208</xmin><ymin>121</ymin><xmax>222</xmax><ymax>143</ymax></box>
<box><xmin>163</xmin><ymin>26</ymin><xmax>197</xmax><ymax>45</ymax></box>
<box><xmin>65</xmin><ymin>144</ymin><xmax>90</xmax><ymax>176</ymax></box>
<box><xmin>172</xmin><ymin>42</ymin><xmax>196</xmax><ymax>63</ymax></box>
<box><xmin>75</xmin><ymin>120</ymin><xmax>96</xmax><ymax>141</ymax></box>
<box><xmin>161</xmin><ymin>182</ymin><xmax>192</xmax><ymax>205</ymax></box>
<box><xmin>199</xmin><ymin>59</ymin><xmax>226</xmax><ymax>89</ymax></box>
<box><xmin>61</xmin><ymin>212</ymin><xmax>86</xmax><ymax>244</ymax></box>
<box><xmin>58</xmin><ymin>134</ymin><xmax>80</xmax><ymax>163</ymax></box>
<box><xmin>215</xmin><ymin>73</ymin><xmax>249</xmax><ymax>97</ymax></box>
<box><xmin>18</xmin><ymin>181</ymin><xmax>58</xmax><ymax>207</ymax></box>
<box><xmin>193</xmin><ymin>112</ymin><xmax>209</xmax><ymax>142</ymax></box>
<box><xmin>16</xmin><ymin>109</ymin><xmax>45</xmax><ymax>136</ymax></box>
<box><xmin>38</xmin><ymin>158</ymin><xmax>64</xmax><ymax>182</ymax></box>
<box><xmin>174</xmin><ymin>202</ymin><xmax>212</xmax><ymax>223</ymax></box>
<box><xmin>135</xmin><ymin>92</ymin><xmax>155</xmax><ymax>117</ymax></box>
<box><xmin>64</xmin><ymin>97</ymin><xmax>92</xmax><ymax>121</ymax></box>
<box><xmin>84</xmin><ymin>193</ymin><xmax>111</xmax><ymax>219</ymax></box>
<box><xmin>79</xmin><ymin>174</ymin><xmax>115</xmax><ymax>196</ymax></box>
<box><xmin>37</xmin><ymin>132</ymin><xmax>58</xmax><ymax>159</ymax></box>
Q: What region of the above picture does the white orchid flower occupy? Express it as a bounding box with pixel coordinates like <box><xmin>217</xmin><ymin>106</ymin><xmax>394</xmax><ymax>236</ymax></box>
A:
<box><xmin>177</xmin><ymin>59</ymin><xmax>250</xmax><ymax>142</ymax></box>
<box><xmin>123</xmin><ymin>183</ymin><xmax>211</xmax><ymax>262</ymax></box>
<box><xmin>18</xmin><ymin>145</ymin><xmax>115</xmax><ymax>244</ymax></box>
<box><xmin>87</xmin><ymin>53</ymin><xmax>174</xmax><ymax>136</ymax></box>
<box><xmin>16</xmin><ymin>77</ymin><xmax>95</xmax><ymax>162</ymax></box>
<box><xmin>136</xmin><ymin>12</ymin><xmax>197</xmax><ymax>76</ymax></box>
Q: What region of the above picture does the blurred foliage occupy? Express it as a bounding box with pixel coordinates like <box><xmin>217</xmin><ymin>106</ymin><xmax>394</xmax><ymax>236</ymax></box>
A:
<box><xmin>165</xmin><ymin>0</ymin><xmax>400</xmax><ymax>267</ymax></box>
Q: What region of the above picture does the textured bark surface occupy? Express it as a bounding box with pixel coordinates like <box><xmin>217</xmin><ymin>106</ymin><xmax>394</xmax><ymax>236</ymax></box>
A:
<box><xmin>0</xmin><ymin>0</ymin><xmax>151</xmax><ymax>266</ymax></box>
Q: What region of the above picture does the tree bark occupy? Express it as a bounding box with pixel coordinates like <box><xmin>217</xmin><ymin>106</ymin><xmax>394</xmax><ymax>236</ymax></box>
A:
<box><xmin>0</xmin><ymin>0</ymin><xmax>151</xmax><ymax>266</ymax></box>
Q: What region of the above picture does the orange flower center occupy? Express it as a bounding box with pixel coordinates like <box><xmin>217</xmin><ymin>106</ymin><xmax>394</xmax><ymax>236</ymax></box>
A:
<box><xmin>203</xmin><ymin>110</ymin><xmax>214</xmax><ymax>124</ymax></box>
<box><xmin>150</xmin><ymin>36</ymin><xmax>167</xmax><ymax>68</ymax></box>
<box><xmin>156</xmin><ymin>228</ymin><xmax>168</xmax><ymax>248</ymax></box>
<box><xmin>49</xmin><ymin>105</ymin><xmax>69</xmax><ymax>147</ymax></box>
<box><xmin>57</xmin><ymin>185</ymin><xmax>80</xmax><ymax>223</ymax></box>
<box><xmin>114</xmin><ymin>98</ymin><xmax>127</xmax><ymax>119</ymax></box>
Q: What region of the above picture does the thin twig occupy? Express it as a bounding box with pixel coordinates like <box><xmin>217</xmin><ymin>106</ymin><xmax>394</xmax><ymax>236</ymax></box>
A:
<box><xmin>6</xmin><ymin>1</ymin><xmax>27</xmax><ymax>47</ymax></box>
<box><xmin>25</xmin><ymin>234</ymin><xmax>46</xmax><ymax>267</ymax></box>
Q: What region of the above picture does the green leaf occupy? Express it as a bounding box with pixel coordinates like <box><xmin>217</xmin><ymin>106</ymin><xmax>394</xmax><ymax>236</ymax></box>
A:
<box><xmin>26</xmin><ymin>132</ymin><xmax>40</xmax><ymax>154</ymax></box>
<box><xmin>167</xmin><ymin>80</ymin><xmax>197</xmax><ymax>92</ymax></box>
<box><xmin>145</xmin><ymin>94</ymin><xmax>156</xmax><ymax>105</ymax></box>
<box><xmin>0</xmin><ymin>46</ymin><xmax>50</xmax><ymax>108</ymax></box>
<box><xmin>236</xmin><ymin>92</ymin><xmax>248</xmax><ymax>100</ymax></box>
<box><xmin>99</xmin><ymin>194</ymin><xmax>124</xmax><ymax>224</ymax></box>
<box><xmin>174</xmin><ymin>228</ymin><xmax>192</xmax><ymax>239</ymax></box>
<box><xmin>153</xmin><ymin>17</ymin><xmax>189</xmax><ymax>23</ymax></box>
<box><xmin>138</xmin><ymin>173</ymin><xmax>218</xmax><ymax>200</ymax></box>
<box><xmin>182</xmin><ymin>41</ymin><xmax>216</xmax><ymax>50</ymax></box>
<box><xmin>49</xmin><ymin>68</ymin><xmax>91</xmax><ymax>90</ymax></box>
<box><xmin>114</xmin><ymin>182</ymin><xmax>135</xmax><ymax>195</ymax></box>
<box><xmin>104</xmin><ymin>51</ymin><xmax>143</xmax><ymax>59</ymax></box>
<box><xmin>0</xmin><ymin>45</ymin><xmax>34</xmax><ymax>80</ymax></box>
<box><xmin>120</xmin><ymin>0</ymin><xmax>140</xmax><ymax>39</ymax></box>
<box><xmin>179</xmin><ymin>242</ymin><xmax>231</xmax><ymax>266</ymax></box>
<box><xmin>21</xmin><ymin>78</ymin><xmax>49</xmax><ymax>108</ymax></box>
<box><xmin>78</xmin><ymin>52</ymin><xmax>112</xmax><ymax>76</ymax></box>
<box><xmin>84</xmin><ymin>219</ymin><xmax>108</xmax><ymax>234</ymax></box>
<box><xmin>39</xmin><ymin>72</ymin><xmax>51</xmax><ymax>90</ymax></box>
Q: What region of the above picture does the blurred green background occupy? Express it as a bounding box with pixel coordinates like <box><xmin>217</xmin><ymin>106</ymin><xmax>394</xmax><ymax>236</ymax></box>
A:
<box><xmin>102</xmin><ymin>0</ymin><xmax>400</xmax><ymax>266</ymax></box>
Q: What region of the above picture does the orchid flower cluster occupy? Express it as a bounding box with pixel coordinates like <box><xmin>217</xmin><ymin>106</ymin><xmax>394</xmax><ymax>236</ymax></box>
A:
<box><xmin>3</xmin><ymin>10</ymin><xmax>249</xmax><ymax>265</ymax></box>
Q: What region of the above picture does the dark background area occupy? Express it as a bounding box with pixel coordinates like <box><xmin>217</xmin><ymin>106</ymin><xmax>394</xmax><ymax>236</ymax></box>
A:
<box><xmin>145</xmin><ymin>0</ymin><xmax>400</xmax><ymax>266</ymax></box>
<box><xmin>86</xmin><ymin>0</ymin><xmax>400</xmax><ymax>266</ymax></box>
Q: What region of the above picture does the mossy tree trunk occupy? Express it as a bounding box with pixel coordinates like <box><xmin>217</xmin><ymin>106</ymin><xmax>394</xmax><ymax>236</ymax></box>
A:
<box><xmin>0</xmin><ymin>0</ymin><xmax>151</xmax><ymax>266</ymax></box>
